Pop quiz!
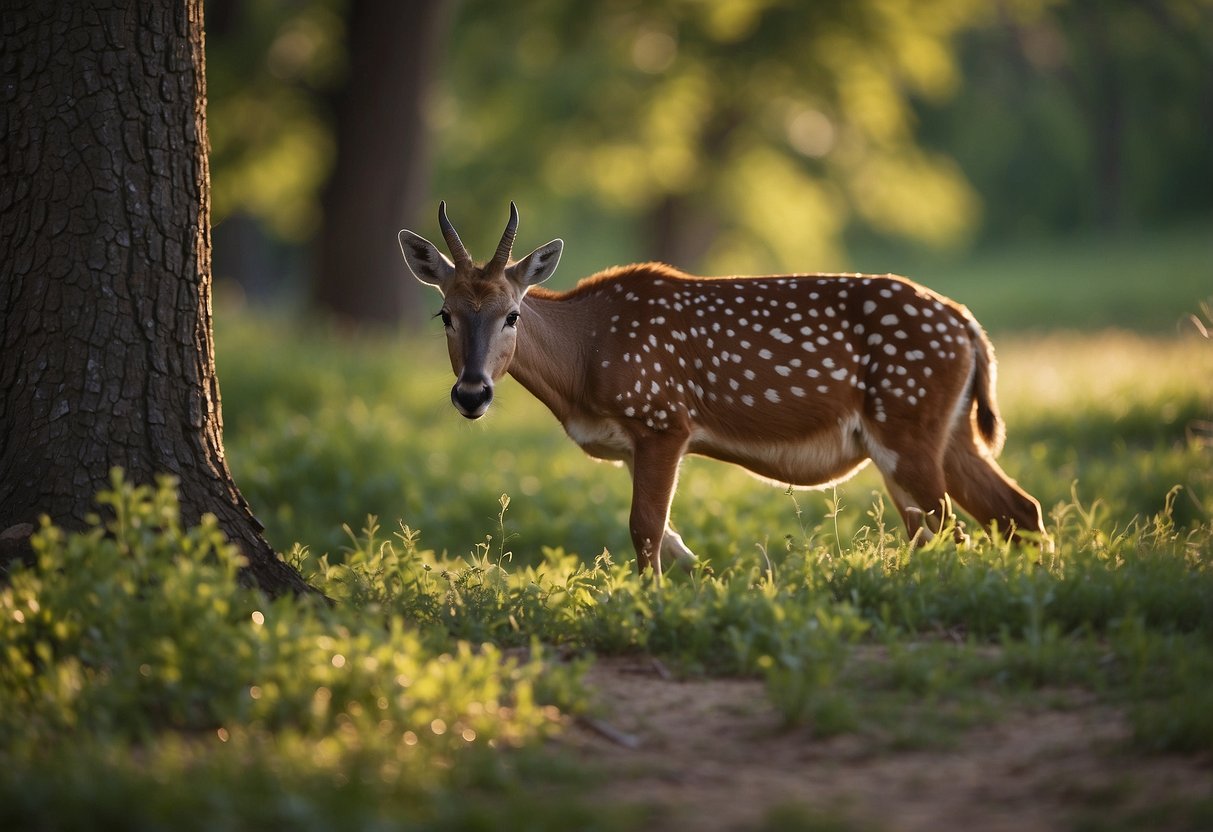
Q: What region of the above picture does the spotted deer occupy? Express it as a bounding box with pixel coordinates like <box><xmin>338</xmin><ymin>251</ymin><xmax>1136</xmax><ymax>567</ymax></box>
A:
<box><xmin>399</xmin><ymin>203</ymin><xmax>1044</xmax><ymax>575</ymax></box>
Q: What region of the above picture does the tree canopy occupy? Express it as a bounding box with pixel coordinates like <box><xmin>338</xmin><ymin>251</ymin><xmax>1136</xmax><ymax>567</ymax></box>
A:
<box><xmin>205</xmin><ymin>0</ymin><xmax>1213</xmax><ymax>305</ymax></box>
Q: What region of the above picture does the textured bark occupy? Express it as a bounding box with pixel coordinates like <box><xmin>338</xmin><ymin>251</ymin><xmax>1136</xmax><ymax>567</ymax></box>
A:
<box><xmin>311</xmin><ymin>0</ymin><xmax>449</xmax><ymax>326</ymax></box>
<box><xmin>0</xmin><ymin>1</ymin><xmax>311</xmax><ymax>595</ymax></box>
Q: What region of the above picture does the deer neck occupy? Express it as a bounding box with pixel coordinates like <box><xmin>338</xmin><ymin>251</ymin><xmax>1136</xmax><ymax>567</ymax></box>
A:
<box><xmin>508</xmin><ymin>290</ymin><xmax>589</xmax><ymax>423</ymax></box>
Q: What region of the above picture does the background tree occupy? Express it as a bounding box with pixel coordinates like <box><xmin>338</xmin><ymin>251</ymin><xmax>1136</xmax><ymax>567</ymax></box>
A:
<box><xmin>0</xmin><ymin>0</ymin><xmax>310</xmax><ymax>595</ymax></box>
<box><xmin>311</xmin><ymin>0</ymin><xmax>451</xmax><ymax>325</ymax></box>
<box><xmin>916</xmin><ymin>0</ymin><xmax>1213</xmax><ymax>242</ymax></box>
<box><xmin>202</xmin><ymin>0</ymin><xmax>1213</xmax><ymax>323</ymax></box>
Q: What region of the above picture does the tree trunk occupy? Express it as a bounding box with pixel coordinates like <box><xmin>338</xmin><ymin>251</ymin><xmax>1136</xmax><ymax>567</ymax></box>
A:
<box><xmin>311</xmin><ymin>0</ymin><xmax>449</xmax><ymax>326</ymax></box>
<box><xmin>0</xmin><ymin>0</ymin><xmax>311</xmax><ymax>596</ymax></box>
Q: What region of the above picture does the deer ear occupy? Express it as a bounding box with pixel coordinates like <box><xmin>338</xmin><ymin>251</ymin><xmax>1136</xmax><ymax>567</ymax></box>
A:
<box><xmin>507</xmin><ymin>239</ymin><xmax>563</xmax><ymax>289</ymax></box>
<box><xmin>398</xmin><ymin>229</ymin><xmax>455</xmax><ymax>291</ymax></box>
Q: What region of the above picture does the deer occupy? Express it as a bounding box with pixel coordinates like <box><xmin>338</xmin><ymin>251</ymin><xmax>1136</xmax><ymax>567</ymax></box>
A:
<box><xmin>398</xmin><ymin>203</ymin><xmax>1045</xmax><ymax>577</ymax></box>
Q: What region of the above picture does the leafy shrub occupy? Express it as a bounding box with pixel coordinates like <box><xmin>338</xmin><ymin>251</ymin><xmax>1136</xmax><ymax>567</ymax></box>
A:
<box><xmin>0</xmin><ymin>472</ymin><xmax>593</xmax><ymax>829</ymax></box>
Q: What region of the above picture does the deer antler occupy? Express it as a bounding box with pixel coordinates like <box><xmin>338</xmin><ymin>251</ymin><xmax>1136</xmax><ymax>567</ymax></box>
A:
<box><xmin>490</xmin><ymin>202</ymin><xmax>519</xmax><ymax>268</ymax></box>
<box><xmin>438</xmin><ymin>201</ymin><xmax>471</xmax><ymax>267</ymax></box>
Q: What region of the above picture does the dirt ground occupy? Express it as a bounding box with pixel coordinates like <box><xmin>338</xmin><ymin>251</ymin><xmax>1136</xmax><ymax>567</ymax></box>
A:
<box><xmin>562</xmin><ymin>656</ymin><xmax>1213</xmax><ymax>831</ymax></box>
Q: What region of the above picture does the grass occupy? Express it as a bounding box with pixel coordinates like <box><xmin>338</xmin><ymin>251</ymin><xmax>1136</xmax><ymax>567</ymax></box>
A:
<box><xmin>2</xmin><ymin>227</ymin><xmax>1211</xmax><ymax>828</ymax></box>
<box><xmin>852</xmin><ymin>221</ymin><xmax>1213</xmax><ymax>334</ymax></box>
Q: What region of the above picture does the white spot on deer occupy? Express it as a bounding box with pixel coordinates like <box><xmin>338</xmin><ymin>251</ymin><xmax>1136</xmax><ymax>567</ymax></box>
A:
<box><xmin>903</xmin><ymin>304</ymin><xmax>919</xmax><ymax>317</ymax></box>
<box><xmin>863</xmin><ymin>300</ymin><xmax>877</xmax><ymax>315</ymax></box>
<box><xmin>742</xmin><ymin>394</ymin><xmax>755</xmax><ymax>406</ymax></box>
<box><xmin>830</xmin><ymin>368</ymin><xmax>848</xmax><ymax>381</ymax></box>
<box><xmin>758</xmin><ymin>348</ymin><xmax>773</xmax><ymax>360</ymax></box>
<box><xmin>883</xmin><ymin>343</ymin><xmax>897</xmax><ymax>356</ymax></box>
<box><xmin>765</xmin><ymin>388</ymin><xmax>781</xmax><ymax>403</ymax></box>
<box><xmin>775</xmin><ymin>365</ymin><xmax>791</xmax><ymax>376</ymax></box>
<box><xmin>880</xmin><ymin>314</ymin><xmax>898</xmax><ymax>326</ymax></box>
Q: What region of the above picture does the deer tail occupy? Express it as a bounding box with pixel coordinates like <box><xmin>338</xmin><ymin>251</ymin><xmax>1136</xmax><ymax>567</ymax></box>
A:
<box><xmin>968</xmin><ymin>318</ymin><xmax>1006</xmax><ymax>456</ymax></box>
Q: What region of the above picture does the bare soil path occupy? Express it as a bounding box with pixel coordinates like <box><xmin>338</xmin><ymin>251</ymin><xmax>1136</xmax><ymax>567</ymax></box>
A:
<box><xmin>562</xmin><ymin>657</ymin><xmax>1212</xmax><ymax>831</ymax></box>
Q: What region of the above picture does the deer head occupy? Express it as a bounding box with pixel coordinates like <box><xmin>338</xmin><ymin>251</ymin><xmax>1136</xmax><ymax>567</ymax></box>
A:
<box><xmin>399</xmin><ymin>202</ymin><xmax>563</xmax><ymax>418</ymax></box>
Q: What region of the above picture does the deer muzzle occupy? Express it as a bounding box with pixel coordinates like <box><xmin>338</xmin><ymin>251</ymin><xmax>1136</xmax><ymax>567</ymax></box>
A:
<box><xmin>451</xmin><ymin>374</ymin><xmax>493</xmax><ymax>419</ymax></box>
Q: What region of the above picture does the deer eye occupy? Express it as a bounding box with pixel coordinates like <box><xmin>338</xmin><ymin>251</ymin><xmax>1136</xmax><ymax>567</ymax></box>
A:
<box><xmin>505</xmin><ymin>310</ymin><xmax>520</xmax><ymax>328</ymax></box>
<box><xmin>435</xmin><ymin>309</ymin><xmax>452</xmax><ymax>329</ymax></box>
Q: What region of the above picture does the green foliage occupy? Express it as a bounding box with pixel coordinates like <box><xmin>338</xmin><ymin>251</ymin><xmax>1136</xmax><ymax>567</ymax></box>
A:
<box><xmin>205</xmin><ymin>1</ymin><xmax>1213</xmax><ymax>289</ymax></box>
<box><xmin>207</xmin><ymin>0</ymin><xmax>346</xmax><ymax>240</ymax></box>
<box><xmin>437</xmin><ymin>0</ymin><xmax>985</xmax><ymax>274</ymax></box>
<box><xmin>297</xmin><ymin>491</ymin><xmax>1213</xmax><ymax>748</ymax></box>
<box><xmin>0</xmin><ymin>473</ymin><xmax>604</xmax><ymax>830</ymax></box>
<box><xmin>8</xmin><ymin>235</ymin><xmax>1212</xmax><ymax>823</ymax></box>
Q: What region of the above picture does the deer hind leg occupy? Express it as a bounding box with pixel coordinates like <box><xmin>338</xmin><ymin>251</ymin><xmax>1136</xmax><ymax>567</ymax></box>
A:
<box><xmin>943</xmin><ymin>434</ymin><xmax>1044</xmax><ymax>541</ymax></box>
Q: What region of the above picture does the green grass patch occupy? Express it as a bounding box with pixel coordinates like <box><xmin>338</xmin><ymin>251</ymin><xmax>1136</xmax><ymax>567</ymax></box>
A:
<box><xmin>6</xmin><ymin>229</ymin><xmax>1211</xmax><ymax>826</ymax></box>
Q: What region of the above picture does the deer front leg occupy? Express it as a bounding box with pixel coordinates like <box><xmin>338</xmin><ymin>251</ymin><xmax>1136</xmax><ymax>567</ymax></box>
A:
<box><xmin>627</xmin><ymin>434</ymin><xmax>687</xmax><ymax>578</ymax></box>
<box><xmin>661</xmin><ymin>526</ymin><xmax>699</xmax><ymax>571</ymax></box>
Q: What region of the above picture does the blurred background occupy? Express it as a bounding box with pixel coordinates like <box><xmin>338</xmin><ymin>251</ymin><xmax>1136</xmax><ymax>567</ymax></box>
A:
<box><xmin>206</xmin><ymin>0</ymin><xmax>1213</xmax><ymax>330</ymax></box>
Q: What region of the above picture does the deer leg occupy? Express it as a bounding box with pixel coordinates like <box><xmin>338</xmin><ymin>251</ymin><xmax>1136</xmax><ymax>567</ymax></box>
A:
<box><xmin>864</xmin><ymin>429</ymin><xmax>950</xmax><ymax>543</ymax></box>
<box><xmin>943</xmin><ymin>440</ymin><xmax>1044</xmax><ymax>541</ymax></box>
<box><xmin>874</xmin><ymin>453</ymin><xmax>951</xmax><ymax>544</ymax></box>
<box><xmin>622</xmin><ymin>458</ymin><xmax>698</xmax><ymax>568</ymax></box>
<box><xmin>660</xmin><ymin>525</ymin><xmax>699</xmax><ymax>571</ymax></box>
<box><xmin>627</xmin><ymin>435</ymin><xmax>687</xmax><ymax>577</ymax></box>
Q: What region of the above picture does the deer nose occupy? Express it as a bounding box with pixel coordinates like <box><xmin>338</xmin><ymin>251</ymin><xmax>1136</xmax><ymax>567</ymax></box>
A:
<box><xmin>451</xmin><ymin>374</ymin><xmax>493</xmax><ymax>419</ymax></box>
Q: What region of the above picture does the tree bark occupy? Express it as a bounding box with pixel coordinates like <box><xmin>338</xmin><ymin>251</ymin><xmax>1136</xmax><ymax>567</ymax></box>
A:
<box><xmin>310</xmin><ymin>0</ymin><xmax>449</xmax><ymax>326</ymax></box>
<box><xmin>0</xmin><ymin>1</ymin><xmax>311</xmax><ymax>596</ymax></box>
